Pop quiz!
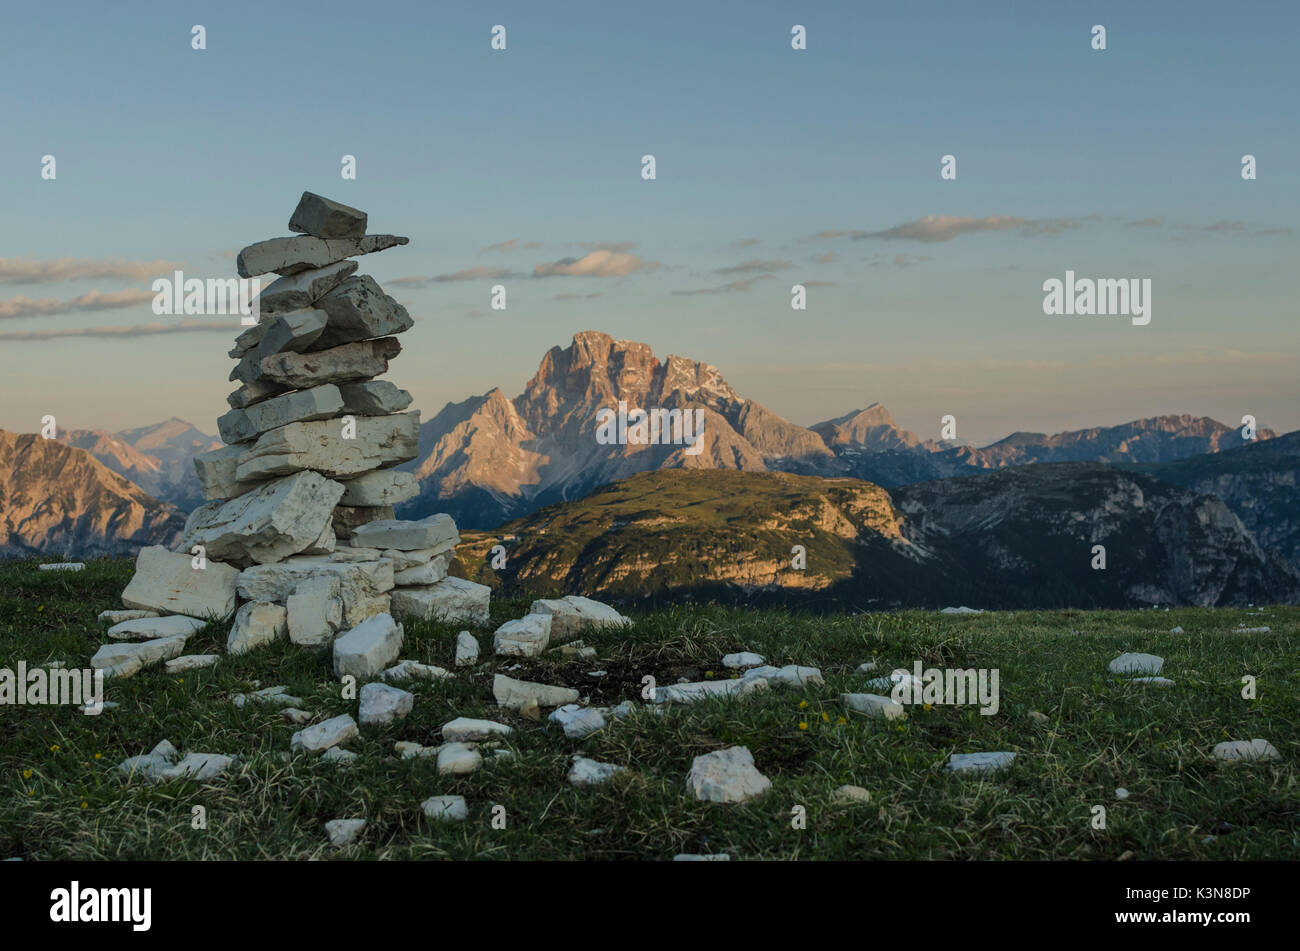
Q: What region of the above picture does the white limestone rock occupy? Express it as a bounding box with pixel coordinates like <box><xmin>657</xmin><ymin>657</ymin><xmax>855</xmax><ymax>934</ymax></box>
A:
<box><xmin>117</xmin><ymin>740</ymin><xmax>180</xmax><ymax>782</ymax></box>
<box><xmin>358</xmin><ymin>682</ymin><xmax>414</xmax><ymax>727</ymax></box>
<box><xmin>236</xmin><ymin>233</ymin><xmax>408</xmax><ymax>279</ymax></box>
<box><xmin>722</xmin><ymin>652</ymin><xmax>765</xmax><ymax>669</ymax></box>
<box><xmin>833</xmin><ymin>785</ymin><xmax>872</xmax><ymax>803</ymax></box>
<box><xmin>332</xmin><ymin>612</ymin><xmax>404</xmax><ymax>680</ymax></box>
<box><xmin>382</xmin><ymin>659</ymin><xmax>451</xmax><ymax>682</ymax></box>
<box><xmin>321</xmin><ymin>747</ymin><xmax>357</xmax><ymax>766</ymax></box>
<box><xmin>437</xmin><ymin>743</ymin><xmax>483</xmax><ymax>776</ymax></box>
<box><xmin>391</xmin><ymin>553</ymin><xmax>452</xmax><ymax>586</ymax></box>
<box><xmin>339</xmin><ymin>381</ymin><xmax>414</xmax><ymax>417</ymax></box>
<box><xmin>234</xmin><ymin>412</ymin><xmax>418</xmax><ymax>482</ymax></box>
<box><xmin>567</xmin><ymin>755</ymin><xmax>625</xmax><ymax>786</ymax></box>
<box><xmin>1129</xmin><ymin>676</ymin><xmax>1176</xmax><ymax>687</ymax></box>
<box><xmin>255</xmin><ymin>337</ymin><xmax>403</xmax><ymax>390</ymax></box>
<box><xmin>548</xmin><ymin>703</ymin><xmax>607</xmax><ymax>739</ymax></box>
<box><xmin>493</xmin><ymin>674</ymin><xmax>579</xmax><ymax>711</ymax></box>
<box><xmin>238</xmin><ymin>558</ymin><xmax>393</xmax><ymax>628</ymax></box>
<box><xmin>108</xmin><ymin>615</ymin><xmax>208</xmax><ymax>641</ymax></box>
<box><xmin>940</xmin><ymin>606</ymin><xmax>984</xmax><ymax>615</ymax></box>
<box><xmin>391</xmin><ymin>577</ymin><xmax>490</xmax><ymax>625</ymax></box>
<box><xmin>181</xmin><ymin>470</ymin><xmax>345</xmax><ymax>566</ymax></box>
<box><xmin>379</xmin><ymin>543</ymin><xmax>454</xmax><ymax>571</ymax></box>
<box><xmin>687</xmin><ymin>746</ymin><xmax>771</xmax><ymax>803</ymax></box>
<box><xmin>337</xmin><ymin>469</ymin><xmax>417</xmax><ymax>506</ymax></box>
<box><xmin>281</xmin><ymin>707</ymin><xmax>313</xmax><ymax>725</ymax></box>
<box><xmin>39</xmin><ymin>562</ymin><xmax>84</xmax><ymax>571</ymax></box>
<box><xmin>289</xmin><ymin>192</ymin><xmax>368</xmax><ymax>239</ymax></box>
<box><xmin>324</xmin><ymin>818</ymin><xmax>367</xmax><ymax>847</ymax></box>
<box><xmin>842</xmin><ymin>693</ymin><xmax>906</xmax><ymax>720</ymax></box>
<box><xmin>743</xmin><ymin>664</ymin><xmax>822</xmax><ymax>688</ymax></box>
<box><xmin>312</xmin><ymin>275</ymin><xmax>415</xmax><ymax>350</ymax></box>
<box><xmin>528</xmin><ymin>595</ymin><xmax>630</xmax><ymax>643</ymax></box>
<box><xmin>651</xmin><ymin>677</ymin><xmax>768</xmax><ymax>705</ymax></box>
<box><xmin>120</xmin><ymin>545</ymin><xmax>239</xmax><ymax>619</ymax></box>
<box><xmin>192</xmin><ymin>445</ymin><xmax>264</xmax><ymax>501</ymax></box>
<box><xmin>226</xmin><ymin>601</ymin><xmax>288</xmax><ymax>655</ymax></box>
<box><xmin>946</xmin><ymin>752</ymin><xmax>1016</xmax><ymax>774</ymax></box>
<box><xmin>1212</xmin><ymin>739</ymin><xmax>1281</xmax><ymax>763</ymax></box>
<box><xmin>441</xmin><ymin>717</ymin><xmax>512</xmax><ymax>743</ymax></box>
<box><xmin>217</xmin><ymin>383</ymin><xmax>342</xmax><ymax>445</ymax></box>
<box><xmin>494</xmin><ymin>613</ymin><xmax>552</xmax><ymax>657</ymax></box>
<box><xmin>352</xmin><ymin>513</ymin><xmax>459</xmax><ymax>551</ymax></box>
<box><xmin>673</xmin><ymin>853</ymin><xmax>731</xmax><ymax>861</ymax></box>
<box><xmin>421</xmin><ymin>795</ymin><xmax>468</xmax><ymax>822</ymax></box>
<box><xmin>254</xmin><ymin>259</ymin><xmax>359</xmax><ymax>318</ymax></box>
<box><xmin>98</xmin><ymin>609</ymin><xmax>160</xmax><ymax>624</ymax></box>
<box><xmin>226</xmin><ymin>377</ymin><xmax>292</xmax><ymax>410</ymax></box>
<box><xmin>455</xmin><ymin>631</ymin><xmax>479</xmax><ymax>667</ymax></box>
<box><xmin>159</xmin><ymin>752</ymin><xmax>236</xmax><ymax>783</ymax></box>
<box><xmin>286</xmin><ymin>574</ymin><xmax>344</xmax><ymax>647</ymax></box>
<box><xmin>1109</xmin><ymin>653</ymin><xmax>1164</xmax><ymax>675</ymax></box>
<box><xmin>163</xmin><ymin>654</ymin><xmax>219</xmax><ymax>674</ymax></box>
<box><xmin>91</xmin><ymin>635</ymin><xmax>187</xmax><ymax>671</ymax></box>
<box><xmin>290</xmin><ymin>714</ymin><xmax>358</xmax><ymax>753</ymax></box>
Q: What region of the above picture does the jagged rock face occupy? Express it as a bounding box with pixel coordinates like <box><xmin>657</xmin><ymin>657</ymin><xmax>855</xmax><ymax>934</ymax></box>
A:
<box><xmin>836</xmin><ymin>415</ymin><xmax>1278</xmax><ymax>487</ymax></box>
<box><xmin>401</xmin><ymin>331</ymin><xmax>837</xmax><ymax>527</ymax></box>
<box><xmin>811</xmin><ymin>403</ymin><xmax>925</xmax><ymax>452</ymax></box>
<box><xmin>0</xmin><ymin>431</ymin><xmax>186</xmax><ymax>558</ymax></box>
<box><xmin>56</xmin><ymin>418</ymin><xmax>222</xmax><ymax>510</ymax></box>
<box><xmin>448</xmin><ymin>465</ymin><xmax>1299</xmax><ymax>609</ymax></box>
<box><xmin>1143</xmin><ymin>430</ymin><xmax>1300</xmax><ymax>571</ymax></box>
<box><xmin>891</xmin><ymin>463</ymin><xmax>1300</xmax><ymax>608</ymax></box>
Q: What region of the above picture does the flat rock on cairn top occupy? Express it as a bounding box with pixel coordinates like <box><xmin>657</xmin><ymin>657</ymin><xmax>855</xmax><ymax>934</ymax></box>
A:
<box><xmin>289</xmin><ymin>191</ymin><xmax>368</xmax><ymax>239</ymax></box>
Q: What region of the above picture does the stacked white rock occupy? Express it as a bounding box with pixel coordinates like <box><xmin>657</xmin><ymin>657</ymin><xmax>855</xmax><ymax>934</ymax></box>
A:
<box><xmin>102</xmin><ymin>191</ymin><xmax>489</xmax><ymax>676</ymax></box>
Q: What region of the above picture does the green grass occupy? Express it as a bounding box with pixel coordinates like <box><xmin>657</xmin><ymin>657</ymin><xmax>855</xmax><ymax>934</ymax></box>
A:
<box><xmin>1</xmin><ymin>557</ymin><xmax>1296</xmax><ymax>860</ymax></box>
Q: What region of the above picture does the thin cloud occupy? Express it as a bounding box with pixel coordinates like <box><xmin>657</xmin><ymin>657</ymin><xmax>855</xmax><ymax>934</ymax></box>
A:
<box><xmin>1128</xmin><ymin>217</ymin><xmax>1164</xmax><ymax>228</ymax></box>
<box><xmin>1205</xmin><ymin>220</ymin><xmax>1246</xmax><ymax>233</ymax></box>
<box><xmin>673</xmin><ymin>276</ymin><xmax>774</xmax><ymax>296</ymax></box>
<box><xmin>0</xmin><ymin>289</ymin><xmax>156</xmax><ymax>319</ymax></box>
<box><xmin>811</xmin><ymin>251</ymin><xmax>836</xmax><ymax>264</ymax></box>
<box><xmin>854</xmin><ymin>214</ymin><xmax>1076</xmax><ymax>242</ymax></box>
<box><xmin>575</xmin><ymin>241</ymin><xmax>636</xmax><ymax>253</ymax></box>
<box><xmin>533</xmin><ymin>250</ymin><xmax>648</xmax><ymax>278</ymax></box>
<box><xmin>733</xmin><ymin>238</ymin><xmax>761</xmax><ymax>248</ymax></box>
<box><xmin>0</xmin><ymin>319</ymin><xmax>242</xmax><ymax>342</ymax></box>
<box><xmin>716</xmin><ymin>259</ymin><xmax>791</xmax><ymax>275</ymax></box>
<box><xmin>480</xmin><ymin>239</ymin><xmax>543</xmax><ymax>254</ymax></box>
<box><xmin>555</xmin><ymin>292</ymin><xmax>603</xmax><ymax>300</ymax></box>
<box><xmin>432</xmin><ymin>267</ymin><xmax>515</xmax><ymax>282</ymax></box>
<box><xmin>0</xmin><ymin>257</ymin><xmax>183</xmax><ymax>284</ymax></box>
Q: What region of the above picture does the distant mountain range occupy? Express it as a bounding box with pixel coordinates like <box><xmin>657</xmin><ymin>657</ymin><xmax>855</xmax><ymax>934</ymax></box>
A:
<box><xmin>1</xmin><ymin>330</ymin><xmax>1296</xmax><ymax>609</ymax></box>
<box><xmin>395</xmin><ymin>331</ymin><xmax>1278</xmax><ymax>529</ymax></box>
<box><xmin>0</xmin><ymin>432</ymin><xmax>185</xmax><ymax>558</ymax></box>
<box><xmin>448</xmin><ymin>466</ymin><xmax>1300</xmax><ymax>609</ymax></box>
<box><xmin>55</xmin><ymin>418</ymin><xmax>221</xmax><ymax>510</ymax></box>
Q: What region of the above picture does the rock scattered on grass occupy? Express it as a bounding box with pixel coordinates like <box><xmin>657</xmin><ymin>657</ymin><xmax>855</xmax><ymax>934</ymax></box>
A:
<box><xmin>422</xmin><ymin>795</ymin><xmax>468</xmax><ymax>822</ymax></box>
<box><xmin>687</xmin><ymin>746</ymin><xmax>771</xmax><ymax>803</ymax></box>
<box><xmin>1108</xmin><ymin>653</ymin><xmax>1163</xmax><ymax>675</ymax></box>
<box><xmin>325</xmin><ymin>818</ymin><xmax>366</xmax><ymax>847</ymax></box>
<box><xmin>946</xmin><ymin>752</ymin><xmax>1016</xmax><ymax>775</ymax></box>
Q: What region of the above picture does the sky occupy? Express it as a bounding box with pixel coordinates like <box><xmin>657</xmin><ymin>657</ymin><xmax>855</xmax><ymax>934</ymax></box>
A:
<box><xmin>1</xmin><ymin>0</ymin><xmax>1297</xmax><ymax>446</ymax></box>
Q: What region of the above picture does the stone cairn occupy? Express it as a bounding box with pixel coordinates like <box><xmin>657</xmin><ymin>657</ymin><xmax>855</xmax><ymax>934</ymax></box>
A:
<box><xmin>95</xmin><ymin>191</ymin><xmax>493</xmax><ymax>679</ymax></box>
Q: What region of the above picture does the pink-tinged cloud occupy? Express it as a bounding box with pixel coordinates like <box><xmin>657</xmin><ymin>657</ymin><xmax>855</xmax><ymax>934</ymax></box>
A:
<box><xmin>432</xmin><ymin>267</ymin><xmax>515</xmax><ymax>282</ymax></box>
<box><xmin>0</xmin><ymin>257</ymin><xmax>184</xmax><ymax>284</ymax></box>
<box><xmin>0</xmin><ymin>289</ymin><xmax>156</xmax><ymax>319</ymax></box>
<box><xmin>533</xmin><ymin>250</ymin><xmax>647</xmax><ymax>278</ymax></box>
